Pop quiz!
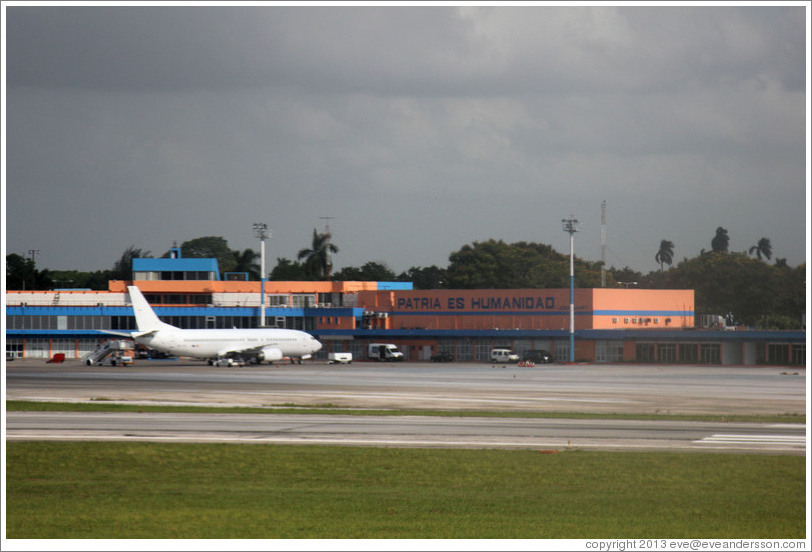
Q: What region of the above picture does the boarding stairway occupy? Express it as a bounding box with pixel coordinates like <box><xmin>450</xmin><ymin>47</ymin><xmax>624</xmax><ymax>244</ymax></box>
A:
<box><xmin>82</xmin><ymin>340</ymin><xmax>132</xmax><ymax>366</ymax></box>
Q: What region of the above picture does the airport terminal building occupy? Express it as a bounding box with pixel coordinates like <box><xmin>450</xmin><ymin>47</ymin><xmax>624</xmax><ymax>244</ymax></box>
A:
<box><xmin>5</xmin><ymin>253</ymin><xmax>806</xmax><ymax>365</ymax></box>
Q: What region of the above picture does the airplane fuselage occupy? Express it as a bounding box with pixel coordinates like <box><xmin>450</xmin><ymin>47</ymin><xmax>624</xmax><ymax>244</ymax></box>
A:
<box><xmin>124</xmin><ymin>285</ymin><xmax>323</xmax><ymax>362</ymax></box>
<box><xmin>135</xmin><ymin>327</ymin><xmax>321</xmax><ymax>359</ymax></box>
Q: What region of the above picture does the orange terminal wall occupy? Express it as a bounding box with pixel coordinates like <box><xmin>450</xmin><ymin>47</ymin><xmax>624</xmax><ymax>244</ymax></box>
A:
<box><xmin>106</xmin><ymin>281</ymin><xmax>694</xmax><ymax>332</ymax></box>
<box><xmin>355</xmin><ymin>288</ymin><xmax>694</xmax><ymax>331</ymax></box>
<box><xmin>591</xmin><ymin>289</ymin><xmax>694</xmax><ymax>329</ymax></box>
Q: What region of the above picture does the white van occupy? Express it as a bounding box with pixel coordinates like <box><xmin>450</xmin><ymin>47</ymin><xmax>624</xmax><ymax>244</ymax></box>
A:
<box><xmin>368</xmin><ymin>343</ymin><xmax>404</xmax><ymax>362</ymax></box>
<box><xmin>328</xmin><ymin>352</ymin><xmax>353</xmax><ymax>364</ymax></box>
<box><xmin>490</xmin><ymin>348</ymin><xmax>519</xmax><ymax>363</ymax></box>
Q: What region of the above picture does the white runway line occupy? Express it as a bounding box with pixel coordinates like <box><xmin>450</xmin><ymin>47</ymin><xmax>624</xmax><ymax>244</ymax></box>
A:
<box><xmin>9</xmin><ymin>432</ymin><xmax>802</xmax><ymax>452</ymax></box>
<box><xmin>694</xmin><ymin>434</ymin><xmax>805</xmax><ymax>446</ymax></box>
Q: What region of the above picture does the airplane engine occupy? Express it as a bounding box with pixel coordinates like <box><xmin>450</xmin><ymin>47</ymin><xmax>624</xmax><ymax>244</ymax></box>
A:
<box><xmin>256</xmin><ymin>346</ymin><xmax>283</xmax><ymax>363</ymax></box>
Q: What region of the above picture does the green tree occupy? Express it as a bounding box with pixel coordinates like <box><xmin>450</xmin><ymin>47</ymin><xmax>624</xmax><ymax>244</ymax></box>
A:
<box><xmin>167</xmin><ymin>237</ymin><xmax>237</xmax><ymax>274</ymax></box>
<box><xmin>232</xmin><ymin>248</ymin><xmax>261</xmax><ymax>280</ymax></box>
<box><xmin>711</xmin><ymin>227</ymin><xmax>729</xmax><ymax>253</ymax></box>
<box><xmin>268</xmin><ymin>258</ymin><xmax>308</xmax><ymax>281</ymax></box>
<box><xmin>445</xmin><ymin>239</ymin><xmax>602</xmax><ymax>289</ymax></box>
<box><xmin>770</xmin><ymin>263</ymin><xmax>805</xmax><ymax>328</ymax></box>
<box><xmin>655</xmin><ymin>240</ymin><xmax>675</xmax><ymax>271</ymax></box>
<box><xmin>610</xmin><ymin>266</ymin><xmax>643</xmax><ymax>287</ymax></box>
<box><xmin>111</xmin><ymin>246</ymin><xmax>152</xmax><ymax>281</ymax></box>
<box><xmin>748</xmin><ymin>237</ymin><xmax>772</xmax><ymax>261</ymax></box>
<box><xmin>333</xmin><ymin>261</ymin><xmax>396</xmax><ymax>282</ymax></box>
<box><xmin>646</xmin><ymin>252</ymin><xmax>802</xmax><ymax>328</ymax></box>
<box><xmin>297</xmin><ymin>229</ymin><xmax>339</xmax><ymax>280</ymax></box>
<box><xmin>6</xmin><ymin>253</ymin><xmax>53</xmax><ymax>290</ymax></box>
<box><xmin>6</xmin><ymin>254</ymin><xmax>35</xmax><ymax>290</ymax></box>
<box><xmin>397</xmin><ymin>265</ymin><xmax>448</xmax><ymax>289</ymax></box>
<box><xmin>49</xmin><ymin>269</ymin><xmax>113</xmax><ymax>290</ymax></box>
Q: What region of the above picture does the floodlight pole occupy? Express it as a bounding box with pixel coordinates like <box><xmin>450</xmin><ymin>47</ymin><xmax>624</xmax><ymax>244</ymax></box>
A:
<box><xmin>562</xmin><ymin>217</ymin><xmax>579</xmax><ymax>363</ymax></box>
<box><xmin>253</xmin><ymin>223</ymin><xmax>270</xmax><ymax>327</ymax></box>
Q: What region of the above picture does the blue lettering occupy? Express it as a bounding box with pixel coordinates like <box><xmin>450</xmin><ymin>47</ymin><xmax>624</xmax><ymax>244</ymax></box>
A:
<box><xmin>405</xmin><ymin>295</ymin><xmax>553</xmax><ymax>311</ymax></box>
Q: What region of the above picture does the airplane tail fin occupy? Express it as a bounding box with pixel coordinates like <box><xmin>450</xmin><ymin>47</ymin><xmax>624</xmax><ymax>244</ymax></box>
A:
<box><xmin>127</xmin><ymin>286</ymin><xmax>171</xmax><ymax>332</ymax></box>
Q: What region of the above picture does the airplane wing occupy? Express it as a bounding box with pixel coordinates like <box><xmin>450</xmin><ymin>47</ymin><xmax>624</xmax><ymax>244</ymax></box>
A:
<box><xmin>101</xmin><ymin>329</ymin><xmax>158</xmax><ymax>339</ymax></box>
<box><xmin>100</xmin><ymin>330</ymin><xmax>135</xmax><ymax>338</ymax></box>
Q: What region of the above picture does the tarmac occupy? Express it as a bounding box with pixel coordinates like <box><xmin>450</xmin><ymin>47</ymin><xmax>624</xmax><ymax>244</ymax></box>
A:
<box><xmin>5</xmin><ymin>358</ymin><xmax>807</xmax><ymax>416</ymax></box>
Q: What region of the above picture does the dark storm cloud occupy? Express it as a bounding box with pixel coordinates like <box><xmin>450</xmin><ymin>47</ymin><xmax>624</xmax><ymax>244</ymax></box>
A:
<box><xmin>11</xmin><ymin>7</ymin><xmax>801</xmax><ymax>95</ymax></box>
<box><xmin>3</xmin><ymin>4</ymin><xmax>807</xmax><ymax>274</ymax></box>
<box><xmin>6</xmin><ymin>7</ymin><xmax>483</xmax><ymax>94</ymax></box>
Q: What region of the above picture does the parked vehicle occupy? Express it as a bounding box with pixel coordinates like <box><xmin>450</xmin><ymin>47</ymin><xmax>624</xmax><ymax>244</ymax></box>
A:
<box><xmin>490</xmin><ymin>348</ymin><xmax>519</xmax><ymax>363</ymax></box>
<box><xmin>430</xmin><ymin>351</ymin><xmax>454</xmax><ymax>362</ymax></box>
<box><xmin>97</xmin><ymin>351</ymin><xmax>133</xmax><ymax>366</ymax></box>
<box><xmin>368</xmin><ymin>343</ymin><xmax>404</xmax><ymax>362</ymax></box>
<box><xmin>212</xmin><ymin>357</ymin><xmax>245</xmax><ymax>367</ymax></box>
<box><xmin>328</xmin><ymin>352</ymin><xmax>353</xmax><ymax>364</ymax></box>
<box><xmin>521</xmin><ymin>349</ymin><xmax>553</xmax><ymax>364</ymax></box>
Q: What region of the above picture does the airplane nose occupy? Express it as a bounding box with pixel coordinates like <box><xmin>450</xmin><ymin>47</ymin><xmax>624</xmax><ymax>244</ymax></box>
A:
<box><xmin>312</xmin><ymin>338</ymin><xmax>323</xmax><ymax>352</ymax></box>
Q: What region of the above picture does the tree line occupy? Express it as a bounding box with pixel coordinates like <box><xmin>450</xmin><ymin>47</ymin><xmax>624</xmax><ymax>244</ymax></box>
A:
<box><xmin>7</xmin><ymin>228</ymin><xmax>805</xmax><ymax>330</ymax></box>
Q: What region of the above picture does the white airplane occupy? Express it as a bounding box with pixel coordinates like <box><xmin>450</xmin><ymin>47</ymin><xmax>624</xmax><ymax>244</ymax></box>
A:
<box><xmin>120</xmin><ymin>286</ymin><xmax>322</xmax><ymax>365</ymax></box>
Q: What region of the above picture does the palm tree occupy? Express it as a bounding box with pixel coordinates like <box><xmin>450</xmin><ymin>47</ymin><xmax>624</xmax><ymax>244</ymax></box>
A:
<box><xmin>232</xmin><ymin>248</ymin><xmax>261</xmax><ymax>280</ymax></box>
<box><xmin>748</xmin><ymin>237</ymin><xmax>772</xmax><ymax>261</ymax></box>
<box><xmin>297</xmin><ymin>229</ymin><xmax>339</xmax><ymax>280</ymax></box>
<box><xmin>654</xmin><ymin>240</ymin><xmax>675</xmax><ymax>271</ymax></box>
<box><xmin>711</xmin><ymin>227</ymin><xmax>729</xmax><ymax>253</ymax></box>
<box><xmin>111</xmin><ymin>245</ymin><xmax>152</xmax><ymax>281</ymax></box>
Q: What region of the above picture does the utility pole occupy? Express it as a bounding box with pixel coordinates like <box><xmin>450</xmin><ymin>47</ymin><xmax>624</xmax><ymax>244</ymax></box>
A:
<box><xmin>253</xmin><ymin>223</ymin><xmax>270</xmax><ymax>327</ymax></box>
<box><xmin>562</xmin><ymin>217</ymin><xmax>579</xmax><ymax>363</ymax></box>
<box><xmin>601</xmin><ymin>200</ymin><xmax>607</xmax><ymax>288</ymax></box>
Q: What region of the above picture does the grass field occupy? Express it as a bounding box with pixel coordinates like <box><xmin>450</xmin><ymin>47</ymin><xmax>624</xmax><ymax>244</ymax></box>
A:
<box><xmin>6</xmin><ymin>441</ymin><xmax>806</xmax><ymax>539</ymax></box>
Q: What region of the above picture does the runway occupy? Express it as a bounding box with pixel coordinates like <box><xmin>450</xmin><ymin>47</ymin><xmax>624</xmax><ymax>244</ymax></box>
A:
<box><xmin>6</xmin><ymin>411</ymin><xmax>806</xmax><ymax>454</ymax></box>
<box><xmin>5</xmin><ymin>359</ymin><xmax>807</xmax><ymax>453</ymax></box>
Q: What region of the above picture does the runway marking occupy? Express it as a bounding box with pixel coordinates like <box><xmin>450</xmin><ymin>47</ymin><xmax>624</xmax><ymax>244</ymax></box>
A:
<box><xmin>1</xmin><ymin>433</ymin><xmax>682</xmax><ymax>450</ymax></box>
<box><xmin>694</xmin><ymin>434</ymin><xmax>805</xmax><ymax>447</ymax></box>
<box><xmin>5</xmin><ymin>433</ymin><xmax>567</xmax><ymax>447</ymax></box>
<box><xmin>8</xmin><ymin>432</ymin><xmax>804</xmax><ymax>454</ymax></box>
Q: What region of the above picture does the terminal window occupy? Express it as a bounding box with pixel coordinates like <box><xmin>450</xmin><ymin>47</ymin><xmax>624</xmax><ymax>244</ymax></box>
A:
<box><xmin>700</xmin><ymin>343</ymin><xmax>721</xmax><ymax>364</ymax></box>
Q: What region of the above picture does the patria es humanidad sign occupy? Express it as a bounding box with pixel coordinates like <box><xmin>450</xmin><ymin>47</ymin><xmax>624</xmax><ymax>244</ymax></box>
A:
<box><xmin>396</xmin><ymin>295</ymin><xmax>557</xmax><ymax>311</ymax></box>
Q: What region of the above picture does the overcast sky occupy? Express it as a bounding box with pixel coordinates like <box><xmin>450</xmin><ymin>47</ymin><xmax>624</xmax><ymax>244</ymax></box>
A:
<box><xmin>3</xmin><ymin>3</ymin><xmax>809</xmax><ymax>278</ymax></box>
